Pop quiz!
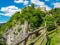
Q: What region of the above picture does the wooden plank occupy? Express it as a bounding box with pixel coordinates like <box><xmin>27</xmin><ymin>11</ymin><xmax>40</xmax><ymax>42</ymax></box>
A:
<box><xmin>29</xmin><ymin>32</ymin><xmax>46</xmax><ymax>45</ymax></box>
<box><xmin>39</xmin><ymin>36</ymin><xmax>46</xmax><ymax>45</ymax></box>
<box><xmin>15</xmin><ymin>27</ymin><xmax>46</xmax><ymax>45</ymax></box>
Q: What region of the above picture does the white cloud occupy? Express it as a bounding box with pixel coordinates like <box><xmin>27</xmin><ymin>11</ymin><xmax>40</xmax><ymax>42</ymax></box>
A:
<box><xmin>14</xmin><ymin>0</ymin><xmax>51</xmax><ymax>11</ymax></box>
<box><xmin>44</xmin><ymin>5</ymin><xmax>51</xmax><ymax>11</ymax></box>
<box><xmin>54</xmin><ymin>3</ymin><xmax>60</xmax><ymax>8</ymax></box>
<box><xmin>38</xmin><ymin>5</ymin><xmax>51</xmax><ymax>11</ymax></box>
<box><xmin>0</xmin><ymin>6</ymin><xmax>20</xmax><ymax>16</ymax></box>
<box><xmin>14</xmin><ymin>0</ymin><xmax>23</xmax><ymax>3</ymax></box>
<box><xmin>31</xmin><ymin>0</ymin><xmax>44</xmax><ymax>6</ymax></box>
<box><xmin>31</xmin><ymin>0</ymin><xmax>39</xmax><ymax>4</ymax></box>
<box><xmin>34</xmin><ymin>1</ymin><xmax>44</xmax><ymax>6</ymax></box>
<box><xmin>37</xmin><ymin>2</ymin><xmax>45</xmax><ymax>6</ymax></box>
<box><xmin>31</xmin><ymin>0</ymin><xmax>51</xmax><ymax>11</ymax></box>
<box><xmin>14</xmin><ymin>0</ymin><xmax>29</xmax><ymax>5</ymax></box>
<box><xmin>24</xmin><ymin>1</ymin><xmax>29</xmax><ymax>5</ymax></box>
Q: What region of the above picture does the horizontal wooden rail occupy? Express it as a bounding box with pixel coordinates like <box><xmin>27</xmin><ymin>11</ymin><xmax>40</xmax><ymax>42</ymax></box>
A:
<box><xmin>39</xmin><ymin>36</ymin><xmax>46</xmax><ymax>45</ymax></box>
<box><xmin>15</xmin><ymin>26</ymin><xmax>46</xmax><ymax>45</ymax></box>
<box><xmin>29</xmin><ymin>32</ymin><xmax>46</xmax><ymax>45</ymax></box>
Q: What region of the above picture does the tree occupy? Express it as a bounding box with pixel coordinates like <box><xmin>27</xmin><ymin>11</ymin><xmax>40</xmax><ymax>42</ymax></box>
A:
<box><xmin>42</xmin><ymin>15</ymin><xmax>56</xmax><ymax>31</ymax></box>
<box><xmin>49</xmin><ymin>8</ymin><xmax>60</xmax><ymax>25</ymax></box>
<box><xmin>20</xmin><ymin>4</ymin><xmax>45</xmax><ymax>30</ymax></box>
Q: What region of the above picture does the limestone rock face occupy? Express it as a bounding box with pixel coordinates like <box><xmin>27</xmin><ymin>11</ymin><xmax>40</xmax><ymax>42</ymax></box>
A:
<box><xmin>3</xmin><ymin>21</ymin><xmax>29</xmax><ymax>45</ymax></box>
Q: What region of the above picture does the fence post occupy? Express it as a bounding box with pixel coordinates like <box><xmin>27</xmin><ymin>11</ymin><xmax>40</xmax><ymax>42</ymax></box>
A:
<box><xmin>44</xmin><ymin>22</ymin><xmax>49</xmax><ymax>42</ymax></box>
<box><xmin>22</xmin><ymin>21</ymin><xmax>29</xmax><ymax>45</ymax></box>
<box><xmin>54</xmin><ymin>21</ymin><xmax>58</xmax><ymax>33</ymax></box>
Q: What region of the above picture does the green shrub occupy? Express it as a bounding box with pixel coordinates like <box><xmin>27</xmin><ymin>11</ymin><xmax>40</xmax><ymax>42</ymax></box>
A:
<box><xmin>47</xmin><ymin>24</ymin><xmax>56</xmax><ymax>31</ymax></box>
<box><xmin>42</xmin><ymin>15</ymin><xmax>56</xmax><ymax>31</ymax></box>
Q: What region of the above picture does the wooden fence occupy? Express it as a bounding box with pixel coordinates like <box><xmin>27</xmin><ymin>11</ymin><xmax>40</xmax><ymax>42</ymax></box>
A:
<box><xmin>15</xmin><ymin>26</ymin><xmax>49</xmax><ymax>45</ymax></box>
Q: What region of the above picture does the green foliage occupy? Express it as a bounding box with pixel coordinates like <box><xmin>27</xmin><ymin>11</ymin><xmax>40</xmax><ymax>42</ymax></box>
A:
<box><xmin>0</xmin><ymin>35</ymin><xmax>6</xmax><ymax>45</ymax></box>
<box><xmin>47</xmin><ymin>24</ymin><xmax>56</xmax><ymax>31</ymax></box>
<box><xmin>55</xmin><ymin>15</ymin><xmax>60</xmax><ymax>25</ymax></box>
<box><xmin>1</xmin><ymin>3</ymin><xmax>60</xmax><ymax>45</ymax></box>
<box><xmin>49</xmin><ymin>8</ymin><xmax>60</xmax><ymax>15</ymax></box>
<box><xmin>0</xmin><ymin>4</ymin><xmax>46</xmax><ymax>36</ymax></box>
<box><xmin>49</xmin><ymin>8</ymin><xmax>60</xmax><ymax>25</ymax></box>
<box><xmin>42</xmin><ymin>15</ymin><xmax>56</xmax><ymax>31</ymax></box>
<box><xmin>31</xmin><ymin>3</ymin><xmax>35</xmax><ymax>8</ymax></box>
<box><xmin>0</xmin><ymin>12</ymin><xmax>20</xmax><ymax>33</ymax></box>
<box><xmin>0</xmin><ymin>41</ymin><xmax>6</xmax><ymax>45</ymax></box>
<box><xmin>13</xmin><ymin>32</ymin><xmax>18</xmax><ymax>35</ymax></box>
<box><xmin>19</xmin><ymin>5</ymin><xmax>45</xmax><ymax>29</ymax></box>
<box><xmin>1</xmin><ymin>4</ymin><xmax>60</xmax><ymax>42</ymax></box>
<box><xmin>44</xmin><ymin>15</ymin><xmax>54</xmax><ymax>24</ymax></box>
<box><xmin>0</xmin><ymin>23</ymin><xmax>5</xmax><ymax>28</ymax></box>
<box><xmin>18</xmin><ymin>28</ymin><xmax>22</xmax><ymax>32</ymax></box>
<box><xmin>29</xmin><ymin>8</ymin><xmax>43</xmax><ymax>29</ymax></box>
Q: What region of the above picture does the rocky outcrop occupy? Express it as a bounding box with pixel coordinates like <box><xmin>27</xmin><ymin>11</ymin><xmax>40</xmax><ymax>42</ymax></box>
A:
<box><xmin>3</xmin><ymin>21</ymin><xmax>29</xmax><ymax>45</ymax></box>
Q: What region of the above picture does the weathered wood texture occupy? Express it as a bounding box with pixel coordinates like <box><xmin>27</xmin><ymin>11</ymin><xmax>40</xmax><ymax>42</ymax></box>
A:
<box><xmin>15</xmin><ymin>27</ymin><xmax>46</xmax><ymax>45</ymax></box>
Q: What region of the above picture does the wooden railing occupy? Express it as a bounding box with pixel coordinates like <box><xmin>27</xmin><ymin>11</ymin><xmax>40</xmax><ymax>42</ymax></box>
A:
<box><xmin>15</xmin><ymin>26</ymin><xmax>49</xmax><ymax>45</ymax></box>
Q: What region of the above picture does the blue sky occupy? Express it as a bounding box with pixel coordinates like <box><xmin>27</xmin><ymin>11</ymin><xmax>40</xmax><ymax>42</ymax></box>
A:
<box><xmin>0</xmin><ymin>0</ymin><xmax>60</xmax><ymax>23</ymax></box>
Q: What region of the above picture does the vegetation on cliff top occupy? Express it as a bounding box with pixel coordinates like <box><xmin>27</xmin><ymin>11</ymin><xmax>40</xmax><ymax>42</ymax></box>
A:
<box><xmin>0</xmin><ymin>4</ymin><xmax>60</xmax><ymax>45</ymax></box>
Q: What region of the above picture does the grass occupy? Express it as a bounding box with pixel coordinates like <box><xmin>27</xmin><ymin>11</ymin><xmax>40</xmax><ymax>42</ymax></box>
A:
<box><xmin>47</xmin><ymin>26</ymin><xmax>60</xmax><ymax>45</ymax></box>
<box><xmin>19</xmin><ymin>26</ymin><xmax>60</xmax><ymax>45</ymax></box>
<box><xmin>34</xmin><ymin>35</ymin><xmax>46</xmax><ymax>45</ymax></box>
<box><xmin>26</xmin><ymin>35</ymin><xmax>46</xmax><ymax>45</ymax></box>
<box><xmin>26</xmin><ymin>30</ymin><xmax>47</xmax><ymax>45</ymax></box>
